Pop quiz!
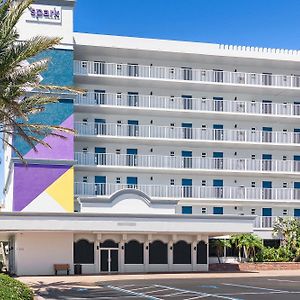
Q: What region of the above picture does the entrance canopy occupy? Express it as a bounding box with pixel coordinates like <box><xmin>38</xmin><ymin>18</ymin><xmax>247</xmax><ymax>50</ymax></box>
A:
<box><xmin>0</xmin><ymin>212</ymin><xmax>255</xmax><ymax>236</ymax></box>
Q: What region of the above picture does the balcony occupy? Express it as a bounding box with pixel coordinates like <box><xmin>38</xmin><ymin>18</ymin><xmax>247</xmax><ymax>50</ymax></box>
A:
<box><xmin>75</xmin><ymin>122</ymin><xmax>300</xmax><ymax>147</ymax></box>
<box><xmin>75</xmin><ymin>183</ymin><xmax>300</xmax><ymax>202</ymax></box>
<box><xmin>74</xmin><ymin>60</ymin><xmax>300</xmax><ymax>89</ymax></box>
<box><xmin>254</xmin><ymin>216</ymin><xmax>300</xmax><ymax>229</ymax></box>
<box><xmin>75</xmin><ymin>152</ymin><xmax>300</xmax><ymax>175</ymax></box>
<box><xmin>75</xmin><ymin>92</ymin><xmax>300</xmax><ymax>118</ymax></box>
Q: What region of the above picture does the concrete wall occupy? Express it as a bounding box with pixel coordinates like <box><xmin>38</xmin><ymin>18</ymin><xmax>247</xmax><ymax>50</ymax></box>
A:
<box><xmin>14</xmin><ymin>232</ymin><xmax>73</xmax><ymax>276</ymax></box>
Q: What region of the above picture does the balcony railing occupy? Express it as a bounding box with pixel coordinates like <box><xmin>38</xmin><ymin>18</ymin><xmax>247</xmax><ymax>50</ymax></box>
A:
<box><xmin>75</xmin><ymin>122</ymin><xmax>300</xmax><ymax>146</ymax></box>
<box><xmin>254</xmin><ymin>216</ymin><xmax>300</xmax><ymax>228</ymax></box>
<box><xmin>74</xmin><ymin>60</ymin><xmax>300</xmax><ymax>89</ymax></box>
<box><xmin>75</xmin><ymin>182</ymin><xmax>300</xmax><ymax>201</ymax></box>
<box><xmin>75</xmin><ymin>92</ymin><xmax>300</xmax><ymax>117</ymax></box>
<box><xmin>75</xmin><ymin>152</ymin><xmax>300</xmax><ymax>174</ymax></box>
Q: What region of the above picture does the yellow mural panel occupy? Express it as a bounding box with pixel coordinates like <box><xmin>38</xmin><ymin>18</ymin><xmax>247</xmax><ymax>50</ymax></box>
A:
<box><xmin>45</xmin><ymin>167</ymin><xmax>74</xmax><ymax>212</ymax></box>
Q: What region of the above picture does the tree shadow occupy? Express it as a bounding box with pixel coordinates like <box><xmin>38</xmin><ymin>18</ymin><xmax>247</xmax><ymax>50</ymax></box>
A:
<box><xmin>26</xmin><ymin>280</ymin><xmax>117</xmax><ymax>299</ymax></box>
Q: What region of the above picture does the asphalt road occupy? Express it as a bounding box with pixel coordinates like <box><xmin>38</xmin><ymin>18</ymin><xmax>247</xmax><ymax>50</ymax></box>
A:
<box><xmin>36</xmin><ymin>275</ymin><xmax>300</xmax><ymax>299</ymax></box>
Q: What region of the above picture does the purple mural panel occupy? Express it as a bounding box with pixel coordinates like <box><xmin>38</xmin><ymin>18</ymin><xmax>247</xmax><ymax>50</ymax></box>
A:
<box><xmin>13</xmin><ymin>164</ymin><xmax>70</xmax><ymax>211</ymax></box>
<box><xmin>24</xmin><ymin>114</ymin><xmax>74</xmax><ymax>160</ymax></box>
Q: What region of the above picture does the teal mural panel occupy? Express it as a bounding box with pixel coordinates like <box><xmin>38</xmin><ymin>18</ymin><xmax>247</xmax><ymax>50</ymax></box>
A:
<box><xmin>30</xmin><ymin>49</ymin><xmax>73</xmax><ymax>86</ymax></box>
<box><xmin>13</xmin><ymin>100</ymin><xmax>73</xmax><ymax>157</ymax></box>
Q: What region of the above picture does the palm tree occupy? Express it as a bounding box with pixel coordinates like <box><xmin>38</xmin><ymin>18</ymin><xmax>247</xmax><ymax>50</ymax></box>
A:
<box><xmin>273</xmin><ymin>217</ymin><xmax>300</xmax><ymax>248</ymax></box>
<box><xmin>0</xmin><ymin>0</ymin><xmax>76</xmax><ymax>159</ymax></box>
<box><xmin>210</xmin><ymin>239</ymin><xmax>231</xmax><ymax>263</ymax></box>
<box><xmin>230</xmin><ymin>234</ymin><xmax>262</xmax><ymax>261</ymax></box>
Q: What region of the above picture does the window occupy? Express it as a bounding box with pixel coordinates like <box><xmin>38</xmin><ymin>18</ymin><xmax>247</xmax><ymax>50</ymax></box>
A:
<box><xmin>251</xmin><ymin>154</ymin><xmax>256</xmax><ymax>159</ymax></box>
<box><xmin>173</xmin><ymin>240</ymin><xmax>191</xmax><ymax>264</ymax></box>
<box><xmin>201</xmin><ymin>180</ymin><xmax>206</xmax><ymax>186</ymax></box>
<box><xmin>182</xmin><ymin>206</ymin><xmax>192</xmax><ymax>214</ymax></box>
<box><xmin>125</xmin><ymin>240</ymin><xmax>144</xmax><ymax>264</ymax></box>
<box><xmin>283</xmin><ymin>209</ymin><xmax>288</xmax><ymax>216</ymax></box>
<box><xmin>82</xmin><ymin>147</ymin><xmax>88</xmax><ymax>153</ymax></box>
<box><xmin>251</xmin><ymin>182</ymin><xmax>256</xmax><ymax>187</ymax></box>
<box><xmin>251</xmin><ymin>127</ymin><xmax>256</xmax><ymax>131</ymax></box>
<box><xmin>283</xmin><ymin>182</ymin><xmax>288</xmax><ymax>188</ymax></box>
<box><xmin>170</xmin><ymin>151</ymin><xmax>175</xmax><ymax>157</ymax></box>
<box><xmin>170</xmin><ymin>179</ymin><xmax>175</xmax><ymax>186</ymax></box>
<box><xmin>283</xmin><ymin>155</ymin><xmax>287</xmax><ymax>161</ymax></box>
<box><xmin>294</xmin><ymin>209</ymin><xmax>300</xmax><ymax>217</ymax></box>
<box><xmin>117</xmin><ymin>120</ymin><xmax>122</xmax><ymax>124</ymax></box>
<box><xmin>202</xmin><ymin>207</ymin><xmax>207</xmax><ymax>214</ymax></box>
<box><xmin>116</xmin><ymin>149</ymin><xmax>121</xmax><ymax>154</ymax></box>
<box><xmin>149</xmin><ymin>241</ymin><xmax>168</xmax><ymax>264</ymax></box>
<box><xmin>201</xmin><ymin>153</ymin><xmax>207</xmax><ymax>158</ymax></box>
<box><xmin>81</xmin><ymin>61</ymin><xmax>87</xmax><ymax>68</ymax></box>
<box><xmin>251</xmin><ymin>208</ymin><xmax>256</xmax><ymax>215</ymax></box>
<box><xmin>201</xmin><ymin>125</ymin><xmax>207</xmax><ymax>130</ymax></box>
<box><xmin>74</xmin><ymin>239</ymin><xmax>94</xmax><ymax>264</ymax></box>
<box><xmin>213</xmin><ymin>207</ymin><xmax>223</xmax><ymax>215</ymax></box>
<box><xmin>197</xmin><ymin>241</ymin><xmax>207</xmax><ymax>264</ymax></box>
<box><xmin>116</xmin><ymin>177</ymin><xmax>121</xmax><ymax>184</ymax></box>
<box><xmin>82</xmin><ymin>118</ymin><xmax>88</xmax><ymax>123</ymax></box>
<box><xmin>83</xmin><ymin>176</ymin><xmax>88</xmax><ymax>183</ymax></box>
<box><xmin>262</xmin><ymin>207</ymin><xmax>272</xmax><ymax>216</ymax></box>
<box><xmin>264</xmin><ymin>239</ymin><xmax>280</xmax><ymax>248</ymax></box>
<box><xmin>170</xmin><ymin>123</ymin><xmax>175</xmax><ymax>127</ymax></box>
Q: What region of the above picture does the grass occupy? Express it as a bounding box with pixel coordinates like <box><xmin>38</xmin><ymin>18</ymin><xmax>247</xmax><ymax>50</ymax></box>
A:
<box><xmin>0</xmin><ymin>274</ymin><xmax>33</xmax><ymax>300</ymax></box>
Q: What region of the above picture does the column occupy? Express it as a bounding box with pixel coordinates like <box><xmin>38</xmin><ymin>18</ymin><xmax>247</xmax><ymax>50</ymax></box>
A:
<box><xmin>168</xmin><ymin>240</ymin><xmax>173</xmax><ymax>272</ymax></box>
<box><xmin>192</xmin><ymin>239</ymin><xmax>197</xmax><ymax>271</ymax></box>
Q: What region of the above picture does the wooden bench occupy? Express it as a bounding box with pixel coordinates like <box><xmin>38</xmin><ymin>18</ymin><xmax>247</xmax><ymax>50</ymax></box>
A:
<box><xmin>54</xmin><ymin>264</ymin><xmax>70</xmax><ymax>275</ymax></box>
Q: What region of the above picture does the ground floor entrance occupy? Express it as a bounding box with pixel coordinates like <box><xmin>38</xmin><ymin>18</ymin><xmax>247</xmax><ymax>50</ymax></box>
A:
<box><xmin>73</xmin><ymin>233</ymin><xmax>209</xmax><ymax>275</ymax></box>
<box><xmin>0</xmin><ymin>210</ymin><xmax>255</xmax><ymax>276</ymax></box>
<box><xmin>99</xmin><ymin>240</ymin><xmax>119</xmax><ymax>273</ymax></box>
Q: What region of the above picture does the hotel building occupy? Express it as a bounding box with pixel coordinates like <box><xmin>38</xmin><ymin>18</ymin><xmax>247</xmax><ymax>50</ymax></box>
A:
<box><xmin>2</xmin><ymin>0</ymin><xmax>300</xmax><ymax>275</ymax></box>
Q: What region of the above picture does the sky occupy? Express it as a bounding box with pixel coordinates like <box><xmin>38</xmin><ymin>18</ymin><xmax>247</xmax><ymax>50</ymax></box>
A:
<box><xmin>74</xmin><ymin>0</ymin><xmax>300</xmax><ymax>49</ymax></box>
<box><xmin>1</xmin><ymin>0</ymin><xmax>300</xmax><ymax>201</ymax></box>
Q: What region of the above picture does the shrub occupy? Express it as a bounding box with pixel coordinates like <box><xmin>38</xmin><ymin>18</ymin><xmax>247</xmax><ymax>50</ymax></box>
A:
<box><xmin>255</xmin><ymin>246</ymin><xmax>294</xmax><ymax>262</ymax></box>
<box><xmin>0</xmin><ymin>274</ymin><xmax>33</xmax><ymax>300</ymax></box>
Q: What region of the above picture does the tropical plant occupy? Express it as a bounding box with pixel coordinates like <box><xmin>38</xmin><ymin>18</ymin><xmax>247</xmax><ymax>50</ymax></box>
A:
<box><xmin>255</xmin><ymin>245</ymin><xmax>294</xmax><ymax>262</ymax></box>
<box><xmin>0</xmin><ymin>274</ymin><xmax>33</xmax><ymax>299</ymax></box>
<box><xmin>230</xmin><ymin>233</ymin><xmax>262</xmax><ymax>261</ymax></box>
<box><xmin>211</xmin><ymin>239</ymin><xmax>231</xmax><ymax>263</ymax></box>
<box><xmin>273</xmin><ymin>217</ymin><xmax>300</xmax><ymax>247</ymax></box>
<box><xmin>0</xmin><ymin>0</ymin><xmax>77</xmax><ymax>159</ymax></box>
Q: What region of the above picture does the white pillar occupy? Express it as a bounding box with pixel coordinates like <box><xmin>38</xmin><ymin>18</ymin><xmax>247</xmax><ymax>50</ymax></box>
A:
<box><xmin>144</xmin><ymin>240</ymin><xmax>149</xmax><ymax>273</ymax></box>
<box><xmin>192</xmin><ymin>240</ymin><xmax>197</xmax><ymax>271</ymax></box>
<box><xmin>95</xmin><ymin>240</ymin><xmax>100</xmax><ymax>274</ymax></box>
<box><xmin>120</xmin><ymin>240</ymin><xmax>125</xmax><ymax>273</ymax></box>
<box><xmin>168</xmin><ymin>240</ymin><xmax>173</xmax><ymax>272</ymax></box>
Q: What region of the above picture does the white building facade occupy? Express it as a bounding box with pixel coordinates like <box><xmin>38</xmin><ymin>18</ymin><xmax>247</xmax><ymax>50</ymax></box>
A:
<box><xmin>2</xmin><ymin>0</ymin><xmax>300</xmax><ymax>275</ymax></box>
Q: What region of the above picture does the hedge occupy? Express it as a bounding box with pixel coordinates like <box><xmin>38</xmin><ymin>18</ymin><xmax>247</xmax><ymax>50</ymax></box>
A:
<box><xmin>0</xmin><ymin>274</ymin><xmax>33</xmax><ymax>300</ymax></box>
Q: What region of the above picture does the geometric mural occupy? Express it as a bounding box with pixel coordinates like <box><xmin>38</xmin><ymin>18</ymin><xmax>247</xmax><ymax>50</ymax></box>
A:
<box><xmin>24</xmin><ymin>114</ymin><xmax>74</xmax><ymax>161</ymax></box>
<box><xmin>45</xmin><ymin>167</ymin><xmax>74</xmax><ymax>212</ymax></box>
<box><xmin>12</xmin><ymin>49</ymin><xmax>75</xmax><ymax>213</ymax></box>
<box><xmin>13</xmin><ymin>164</ymin><xmax>74</xmax><ymax>212</ymax></box>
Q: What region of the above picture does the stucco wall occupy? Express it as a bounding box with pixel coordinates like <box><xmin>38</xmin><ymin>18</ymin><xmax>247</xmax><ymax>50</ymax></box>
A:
<box><xmin>14</xmin><ymin>232</ymin><xmax>73</xmax><ymax>276</ymax></box>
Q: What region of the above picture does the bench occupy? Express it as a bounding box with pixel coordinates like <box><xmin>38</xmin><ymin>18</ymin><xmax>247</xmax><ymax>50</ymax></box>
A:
<box><xmin>54</xmin><ymin>264</ymin><xmax>70</xmax><ymax>275</ymax></box>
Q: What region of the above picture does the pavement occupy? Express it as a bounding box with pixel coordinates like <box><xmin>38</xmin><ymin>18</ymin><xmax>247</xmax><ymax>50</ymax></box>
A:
<box><xmin>19</xmin><ymin>270</ymin><xmax>300</xmax><ymax>299</ymax></box>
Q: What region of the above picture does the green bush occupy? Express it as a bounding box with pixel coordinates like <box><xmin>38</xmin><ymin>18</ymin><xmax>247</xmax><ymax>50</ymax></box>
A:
<box><xmin>0</xmin><ymin>274</ymin><xmax>33</xmax><ymax>300</ymax></box>
<box><xmin>255</xmin><ymin>246</ymin><xmax>294</xmax><ymax>262</ymax></box>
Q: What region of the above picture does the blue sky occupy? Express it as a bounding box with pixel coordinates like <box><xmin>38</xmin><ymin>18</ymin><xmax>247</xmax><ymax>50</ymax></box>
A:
<box><xmin>1</xmin><ymin>0</ymin><xmax>300</xmax><ymax>200</ymax></box>
<box><xmin>74</xmin><ymin>0</ymin><xmax>300</xmax><ymax>49</ymax></box>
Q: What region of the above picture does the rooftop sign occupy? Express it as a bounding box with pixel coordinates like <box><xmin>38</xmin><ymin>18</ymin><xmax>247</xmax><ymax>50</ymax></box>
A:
<box><xmin>27</xmin><ymin>5</ymin><xmax>62</xmax><ymax>24</ymax></box>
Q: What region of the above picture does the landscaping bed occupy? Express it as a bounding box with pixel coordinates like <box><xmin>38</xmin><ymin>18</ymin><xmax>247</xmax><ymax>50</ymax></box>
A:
<box><xmin>0</xmin><ymin>274</ymin><xmax>33</xmax><ymax>300</ymax></box>
<box><xmin>210</xmin><ymin>262</ymin><xmax>300</xmax><ymax>272</ymax></box>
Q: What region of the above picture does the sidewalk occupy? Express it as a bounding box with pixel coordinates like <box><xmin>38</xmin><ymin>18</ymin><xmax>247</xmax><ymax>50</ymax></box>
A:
<box><xmin>19</xmin><ymin>269</ymin><xmax>300</xmax><ymax>286</ymax></box>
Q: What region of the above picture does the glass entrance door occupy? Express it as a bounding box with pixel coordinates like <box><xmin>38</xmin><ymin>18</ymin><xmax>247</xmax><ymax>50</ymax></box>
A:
<box><xmin>100</xmin><ymin>249</ymin><xmax>119</xmax><ymax>273</ymax></box>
